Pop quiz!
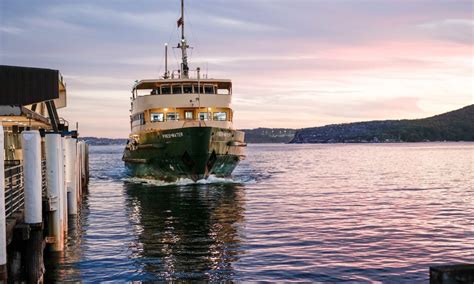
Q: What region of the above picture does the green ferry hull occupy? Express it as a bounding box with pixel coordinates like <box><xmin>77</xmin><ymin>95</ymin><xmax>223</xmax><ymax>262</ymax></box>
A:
<box><xmin>122</xmin><ymin>127</ymin><xmax>246</xmax><ymax>182</ymax></box>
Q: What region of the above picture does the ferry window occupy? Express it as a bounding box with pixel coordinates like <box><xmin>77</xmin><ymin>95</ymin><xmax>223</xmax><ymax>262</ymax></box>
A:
<box><xmin>204</xmin><ymin>86</ymin><xmax>214</xmax><ymax>94</ymax></box>
<box><xmin>194</xmin><ymin>85</ymin><xmax>204</xmax><ymax>94</ymax></box>
<box><xmin>183</xmin><ymin>85</ymin><xmax>193</xmax><ymax>94</ymax></box>
<box><xmin>217</xmin><ymin>88</ymin><xmax>229</xmax><ymax>95</ymax></box>
<box><xmin>199</xmin><ymin>112</ymin><xmax>210</xmax><ymax>121</ymax></box>
<box><xmin>185</xmin><ymin>111</ymin><xmax>193</xmax><ymax>120</ymax></box>
<box><xmin>151</xmin><ymin>88</ymin><xmax>161</xmax><ymax>95</ymax></box>
<box><xmin>172</xmin><ymin>85</ymin><xmax>182</xmax><ymax>94</ymax></box>
<box><xmin>133</xmin><ymin>113</ymin><xmax>145</xmax><ymax>125</ymax></box>
<box><xmin>166</xmin><ymin>112</ymin><xmax>179</xmax><ymax>121</ymax></box>
<box><xmin>151</xmin><ymin>113</ymin><xmax>164</xmax><ymax>122</ymax></box>
<box><xmin>213</xmin><ymin>112</ymin><xmax>227</xmax><ymax>121</ymax></box>
<box><xmin>161</xmin><ymin>86</ymin><xmax>171</xmax><ymax>94</ymax></box>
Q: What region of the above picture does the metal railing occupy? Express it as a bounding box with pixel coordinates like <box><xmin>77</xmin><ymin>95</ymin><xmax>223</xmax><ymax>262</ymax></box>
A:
<box><xmin>4</xmin><ymin>165</ymin><xmax>24</xmax><ymax>218</ymax></box>
<box><xmin>4</xmin><ymin>160</ymin><xmax>47</xmax><ymax>218</ymax></box>
<box><xmin>42</xmin><ymin>160</ymin><xmax>47</xmax><ymax>199</ymax></box>
<box><xmin>171</xmin><ymin>69</ymin><xmax>208</xmax><ymax>80</ymax></box>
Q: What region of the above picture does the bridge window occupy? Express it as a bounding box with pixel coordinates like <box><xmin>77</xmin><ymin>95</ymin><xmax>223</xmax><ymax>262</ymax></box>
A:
<box><xmin>199</xmin><ymin>112</ymin><xmax>211</xmax><ymax>121</ymax></box>
<box><xmin>151</xmin><ymin>113</ymin><xmax>164</xmax><ymax>122</ymax></box>
<box><xmin>166</xmin><ymin>112</ymin><xmax>179</xmax><ymax>121</ymax></box>
<box><xmin>213</xmin><ymin>112</ymin><xmax>227</xmax><ymax>121</ymax></box>
<box><xmin>193</xmin><ymin>85</ymin><xmax>201</xmax><ymax>93</ymax></box>
<box><xmin>161</xmin><ymin>85</ymin><xmax>171</xmax><ymax>94</ymax></box>
<box><xmin>183</xmin><ymin>85</ymin><xmax>193</xmax><ymax>94</ymax></box>
<box><xmin>172</xmin><ymin>85</ymin><xmax>182</xmax><ymax>94</ymax></box>
<box><xmin>217</xmin><ymin>88</ymin><xmax>229</xmax><ymax>95</ymax></box>
<box><xmin>185</xmin><ymin>111</ymin><xmax>194</xmax><ymax>120</ymax></box>
<box><xmin>204</xmin><ymin>85</ymin><xmax>214</xmax><ymax>94</ymax></box>
<box><xmin>132</xmin><ymin>113</ymin><xmax>146</xmax><ymax>125</ymax></box>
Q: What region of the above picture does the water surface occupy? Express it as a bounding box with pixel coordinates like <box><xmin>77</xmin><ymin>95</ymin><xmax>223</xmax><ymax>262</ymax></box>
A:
<box><xmin>45</xmin><ymin>143</ymin><xmax>474</xmax><ymax>282</ymax></box>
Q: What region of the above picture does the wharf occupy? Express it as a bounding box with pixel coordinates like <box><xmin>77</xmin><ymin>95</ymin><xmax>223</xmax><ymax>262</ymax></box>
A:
<box><xmin>0</xmin><ymin>65</ymin><xmax>90</xmax><ymax>283</ymax></box>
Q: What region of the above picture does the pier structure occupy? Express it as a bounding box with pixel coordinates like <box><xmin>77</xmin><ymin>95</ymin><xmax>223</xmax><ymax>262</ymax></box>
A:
<box><xmin>0</xmin><ymin>65</ymin><xmax>89</xmax><ymax>283</ymax></box>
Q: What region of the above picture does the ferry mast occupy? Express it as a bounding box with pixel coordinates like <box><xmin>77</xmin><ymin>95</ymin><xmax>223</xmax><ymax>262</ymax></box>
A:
<box><xmin>178</xmin><ymin>0</ymin><xmax>190</xmax><ymax>78</ymax></box>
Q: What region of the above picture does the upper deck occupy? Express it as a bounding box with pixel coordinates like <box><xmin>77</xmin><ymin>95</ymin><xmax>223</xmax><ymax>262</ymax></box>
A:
<box><xmin>133</xmin><ymin>78</ymin><xmax>232</xmax><ymax>97</ymax></box>
<box><xmin>131</xmin><ymin>77</ymin><xmax>233</xmax><ymax>114</ymax></box>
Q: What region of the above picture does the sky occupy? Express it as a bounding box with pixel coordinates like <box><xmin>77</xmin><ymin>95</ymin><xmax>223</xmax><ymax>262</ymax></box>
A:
<box><xmin>0</xmin><ymin>0</ymin><xmax>472</xmax><ymax>138</ymax></box>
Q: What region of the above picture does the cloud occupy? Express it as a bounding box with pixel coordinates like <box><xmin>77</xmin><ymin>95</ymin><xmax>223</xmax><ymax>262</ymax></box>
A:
<box><xmin>328</xmin><ymin>97</ymin><xmax>423</xmax><ymax>119</ymax></box>
<box><xmin>0</xmin><ymin>26</ymin><xmax>23</xmax><ymax>35</ymax></box>
<box><xmin>46</xmin><ymin>3</ymin><xmax>178</xmax><ymax>33</ymax></box>
<box><xmin>418</xmin><ymin>19</ymin><xmax>474</xmax><ymax>44</ymax></box>
<box><xmin>206</xmin><ymin>15</ymin><xmax>284</xmax><ymax>32</ymax></box>
<box><xmin>64</xmin><ymin>75</ymin><xmax>133</xmax><ymax>90</ymax></box>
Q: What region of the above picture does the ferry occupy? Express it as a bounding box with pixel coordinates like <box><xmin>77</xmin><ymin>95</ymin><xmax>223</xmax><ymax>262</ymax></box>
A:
<box><xmin>122</xmin><ymin>0</ymin><xmax>246</xmax><ymax>182</ymax></box>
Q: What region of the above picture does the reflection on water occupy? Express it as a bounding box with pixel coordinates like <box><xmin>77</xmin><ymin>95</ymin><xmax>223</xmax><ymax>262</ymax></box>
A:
<box><xmin>44</xmin><ymin>143</ymin><xmax>474</xmax><ymax>282</ymax></box>
<box><xmin>125</xmin><ymin>182</ymin><xmax>245</xmax><ymax>281</ymax></box>
<box><xmin>45</xmin><ymin>182</ymin><xmax>246</xmax><ymax>282</ymax></box>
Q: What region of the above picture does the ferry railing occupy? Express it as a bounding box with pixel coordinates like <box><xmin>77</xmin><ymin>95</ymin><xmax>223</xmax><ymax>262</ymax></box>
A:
<box><xmin>171</xmin><ymin>69</ymin><xmax>208</xmax><ymax>79</ymax></box>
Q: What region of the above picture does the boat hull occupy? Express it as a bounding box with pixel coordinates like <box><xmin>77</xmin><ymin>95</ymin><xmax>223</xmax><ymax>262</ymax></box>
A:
<box><xmin>123</xmin><ymin>126</ymin><xmax>245</xmax><ymax>182</ymax></box>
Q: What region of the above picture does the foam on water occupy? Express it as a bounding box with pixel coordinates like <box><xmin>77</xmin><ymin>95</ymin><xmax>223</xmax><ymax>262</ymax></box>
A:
<box><xmin>123</xmin><ymin>174</ymin><xmax>253</xmax><ymax>187</ymax></box>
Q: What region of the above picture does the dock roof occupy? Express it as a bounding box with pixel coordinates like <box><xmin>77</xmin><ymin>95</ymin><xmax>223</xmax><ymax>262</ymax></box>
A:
<box><xmin>0</xmin><ymin>65</ymin><xmax>66</xmax><ymax>106</ymax></box>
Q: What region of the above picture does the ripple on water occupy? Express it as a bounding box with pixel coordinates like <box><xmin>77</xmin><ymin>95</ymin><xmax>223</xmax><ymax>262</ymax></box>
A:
<box><xmin>44</xmin><ymin>143</ymin><xmax>474</xmax><ymax>282</ymax></box>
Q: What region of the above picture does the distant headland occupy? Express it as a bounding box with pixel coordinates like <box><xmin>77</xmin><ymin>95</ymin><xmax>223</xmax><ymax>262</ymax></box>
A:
<box><xmin>291</xmin><ymin>105</ymin><xmax>474</xmax><ymax>143</ymax></box>
<box><xmin>79</xmin><ymin>137</ymin><xmax>128</xmax><ymax>146</ymax></box>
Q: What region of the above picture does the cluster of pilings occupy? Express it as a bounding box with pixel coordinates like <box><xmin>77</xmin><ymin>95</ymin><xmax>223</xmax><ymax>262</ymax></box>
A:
<box><xmin>0</xmin><ymin>126</ymin><xmax>89</xmax><ymax>283</ymax></box>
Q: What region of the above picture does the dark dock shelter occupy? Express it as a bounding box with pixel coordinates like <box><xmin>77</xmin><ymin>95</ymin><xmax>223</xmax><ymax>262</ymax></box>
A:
<box><xmin>0</xmin><ymin>65</ymin><xmax>69</xmax><ymax>160</ymax></box>
<box><xmin>0</xmin><ymin>65</ymin><xmax>67</xmax><ymax>131</ymax></box>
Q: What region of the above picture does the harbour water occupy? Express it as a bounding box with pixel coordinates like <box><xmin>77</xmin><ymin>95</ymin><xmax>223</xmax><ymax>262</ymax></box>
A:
<box><xmin>45</xmin><ymin>143</ymin><xmax>473</xmax><ymax>282</ymax></box>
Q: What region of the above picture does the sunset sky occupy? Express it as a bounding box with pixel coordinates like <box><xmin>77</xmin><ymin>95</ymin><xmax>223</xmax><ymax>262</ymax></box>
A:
<box><xmin>1</xmin><ymin>0</ymin><xmax>472</xmax><ymax>138</ymax></box>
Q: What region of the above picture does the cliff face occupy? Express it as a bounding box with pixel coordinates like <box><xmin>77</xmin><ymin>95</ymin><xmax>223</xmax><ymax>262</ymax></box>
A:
<box><xmin>290</xmin><ymin>105</ymin><xmax>474</xmax><ymax>143</ymax></box>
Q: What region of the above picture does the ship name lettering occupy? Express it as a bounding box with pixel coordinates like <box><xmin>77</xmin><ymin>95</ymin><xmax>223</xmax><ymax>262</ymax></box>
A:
<box><xmin>162</xmin><ymin>132</ymin><xmax>184</xmax><ymax>139</ymax></box>
<box><xmin>217</xmin><ymin>132</ymin><xmax>231</xmax><ymax>137</ymax></box>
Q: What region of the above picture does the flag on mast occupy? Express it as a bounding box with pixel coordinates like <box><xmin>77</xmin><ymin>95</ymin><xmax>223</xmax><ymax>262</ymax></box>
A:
<box><xmin>177</xmin><ymin>17</ymin><xmax>183</xmax><ymax>27</ymax></box>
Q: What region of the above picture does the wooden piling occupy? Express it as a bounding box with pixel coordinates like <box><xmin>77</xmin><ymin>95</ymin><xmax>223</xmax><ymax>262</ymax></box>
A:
<box><xmin>24</xmin><ymin>224</ymin><xmax>44</xmax><ymax>283</ymax></box>
<box><xmin>22</xmin><ymin>131</ymin><xmax>42</xmax><ymax>225</ymax></box>
<box><xmin>45</xmin><ymin>134</ymin><xmax>64</xmax><ymax>252</ymax></box>
<box><xmin>85</xmin><ymin>143</ymin><xmax>89</xmax><ymax>184</ymax></box>
<box><xmin>21</xmin><ymin>130</ymin><xmax>44</xmax><ymax>283</ymax></box>
<box><xmin>61</xmin><ymin>136</ymin><xmax>68</xmax><ymax>237</ymax></box>
<box><xmin>76</xmin><ymin>142</ymin><xmax>82</xmax><ymax>203</ymax></box>
<box><xmin>65</xmin><ymin>137</ymin><xmax>77</xmax><ymax>215</ymax></box>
